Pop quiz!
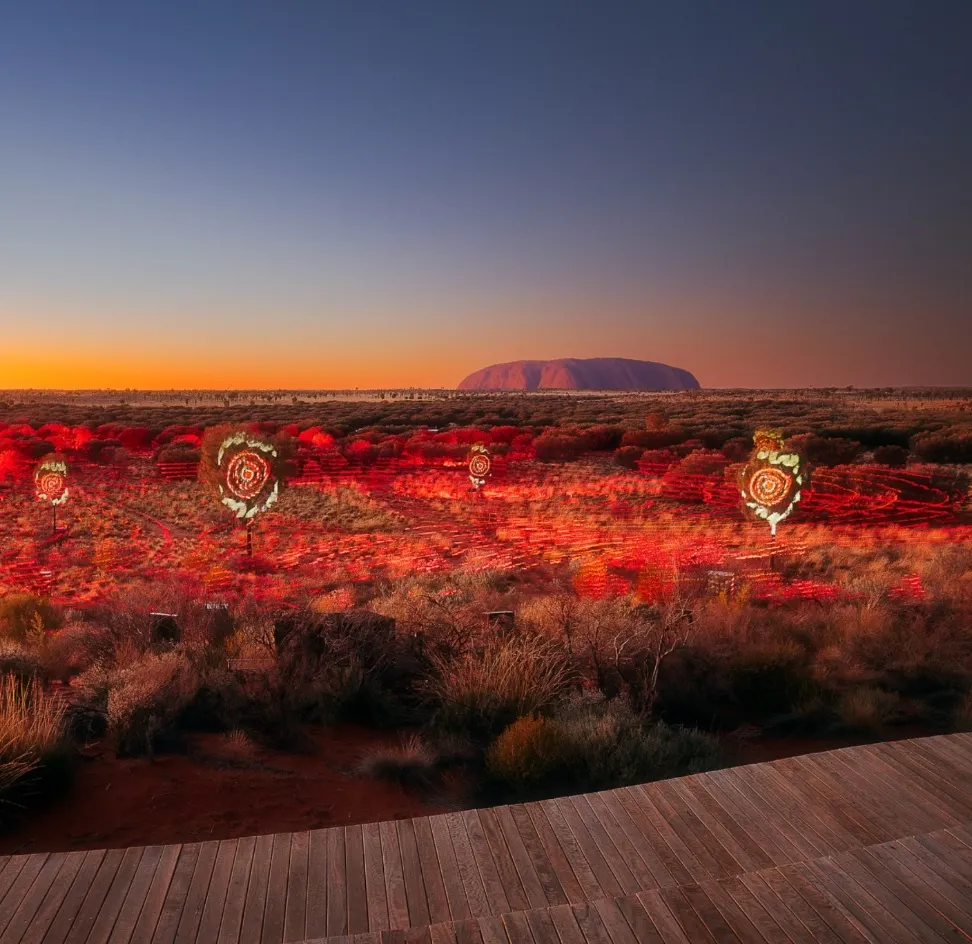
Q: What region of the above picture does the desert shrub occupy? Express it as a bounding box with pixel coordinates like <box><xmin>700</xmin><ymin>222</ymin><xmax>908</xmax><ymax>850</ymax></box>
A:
<box><xmin>37</xmin><ymin>622</ymin><xmax>112</xmax><ymax>683</ymax></box>
<box><xmin>552</xmin><ymin>694</ymin><xmax>722</xmax><ymax>790</ymax></box>
<box><xmin>836</xmin><ymin>686</ymin><xmax>903</xmax><ymax>732</ymax></box>
<box><xmin>431</xmin><ymin>635</ymin><xmax>570</xmax><ymax>738</ymax></box>
<box><xmin>727</xmin><ymin>644</ymin><xmax>817</xmax><ymax>719</ymax></box>
<box><xmin>910</xmin><ymin>429</ymin><xmax>972</xmax><ymax>464</ymax></box>
<box><xmin>533</xmin><ymin>431</ymin><xmax>586</xmax><ymax>461</ymax></box>
<box><xmin>106</xmin><ymin>649</ymin><xmax>200</xmax><ymax>755</ymax></box>
<box><xmin>273</xmin><ymin>608</ymin><xmax>421</xmax><ymax>728</ymax></box>
<box><xmin>487</xmin><ymin>715</ymin><xmax>567</xmax><ymax>788</ymax></box>
<box><xmin>0</xmin><ymin>594</ymin><xmax>62</xmax><ymax>644</ymax></box>
<box><xmin>357</xmin><ymin>734</ymin><xmax>440</xmax><ymax>789</ymax></box>
<box><xmin>0</xmin><ymin>642</ymin><xmax>45</xmax><ymax>684</ymax></box>
<box><xmin>614</xmin><ymin>445</ymin><xmax>644</xmax><ymax>469</ymax></box>
<box><xmin>873</xmin><ymin>445</ymin><xmax>909</xmax><ymax>467</ymax></box>
<box><xmin>214</xmin><ymin>728</ymin><xmax>259</xmax><ymax>765</ymax></box>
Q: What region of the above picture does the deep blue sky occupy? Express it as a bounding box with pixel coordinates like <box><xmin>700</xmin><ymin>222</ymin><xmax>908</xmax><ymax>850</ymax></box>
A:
<box><xmin>1</xmin><ymin>1</ymin><xmax>970</xmax><ymax>387</ymax></box>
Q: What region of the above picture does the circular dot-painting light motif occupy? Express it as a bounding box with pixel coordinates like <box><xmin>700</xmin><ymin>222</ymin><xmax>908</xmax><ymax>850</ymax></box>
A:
<box><xmin>34</xmin><ymin>459</ymin><xmax>69</xmax><ymax>505</ymax></box>
<box><xmin>225</xmin><ymin>450</ymin><xmax>271</xmax><ymax>501</ymax></box>
<box><xmin>749</xmin><ymin>466</ymin><xmax>792</xmax><ymax>506</ymax></box>
<box><xmin>216</xmin><ymin>432</ymin><xmax>280</xmax><ymax>519</ymax></box>
<box><xmin>469</xmin><ymin>453</ymin><xmax>491</xmax><ymax>479</ymax></box>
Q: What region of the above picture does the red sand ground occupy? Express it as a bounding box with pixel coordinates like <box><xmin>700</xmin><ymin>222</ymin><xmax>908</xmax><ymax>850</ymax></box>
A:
<box><xmin>0</xmin><ymin>725</ymin><xmax>458</xmax><ymax>855</ymax></box>
<box><xmin>0</xmin><ymin>727</ymin><xmax>903</xmax><ymax>856</ymax></box>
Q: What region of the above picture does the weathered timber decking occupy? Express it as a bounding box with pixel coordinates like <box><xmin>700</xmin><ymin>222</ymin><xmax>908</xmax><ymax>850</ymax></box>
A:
<box><xmin>2</xmin><ymin>733</ymin><xmax>972</xmax><ymax>943</ymax></box>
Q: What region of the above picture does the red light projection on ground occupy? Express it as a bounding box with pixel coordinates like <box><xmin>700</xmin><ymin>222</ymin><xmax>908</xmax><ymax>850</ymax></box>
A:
<box><xmin>0</xmin><ymin>421</ymin><xmax>968</xmax><ymax>608</ymax></box>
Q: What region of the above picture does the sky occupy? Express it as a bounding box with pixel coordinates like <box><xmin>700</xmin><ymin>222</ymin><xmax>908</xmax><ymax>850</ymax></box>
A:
<box><xmin>1</xmin><ymin>1</ymin><xmax>970</xmax><ymax>389</ymax></box>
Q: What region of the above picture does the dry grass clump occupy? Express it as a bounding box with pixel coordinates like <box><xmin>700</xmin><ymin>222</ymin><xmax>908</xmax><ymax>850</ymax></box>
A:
<box><xmin>836</xmin><ymin>686</ymin><xmax>902</xmax><ymax>732</ymax></box>
<box><xmin>430</xmin><ymin>634</ymin><xmax>571</xmax><ymax>737</ymax></box>
<box><xmin>216</xmin><ymin>728</ymin><xmax>259</xmax><ymax>765</ymax></box>
<box><xmin>0</xmin><ymin>676</ymin><xmax>68</xmax><ymax>806</ymax></box>
<box><xmin>357</xmin><ymin>734</ymin><xmax>440</xmax><ymax>789</ymax></box>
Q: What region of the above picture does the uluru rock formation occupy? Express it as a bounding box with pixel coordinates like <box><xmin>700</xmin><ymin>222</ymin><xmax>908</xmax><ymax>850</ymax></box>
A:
<box><xmin>457</xmin><ymin>357</ymin><xmax>699</xmax><ymax>391</ymax></box>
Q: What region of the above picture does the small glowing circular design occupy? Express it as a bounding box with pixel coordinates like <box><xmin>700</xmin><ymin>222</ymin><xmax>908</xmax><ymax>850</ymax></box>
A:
<box><xmin>225</xmin><ymin>450</ymin><xmax>271</xmax><ymax>501</ymax></box>
<box><xmin>748</xmin><ymin>466</ymin><xmax>792</xmax><ymax>507</ymax></box>
<box><xmin>34</xmin><ymin>460</ymin><xmax>68</xmax><ymax>505</ymax></box>
<box><xmin>469</xmin><ymin>453</ymin><xmax>491</xmax><ymax>479</ymax></box>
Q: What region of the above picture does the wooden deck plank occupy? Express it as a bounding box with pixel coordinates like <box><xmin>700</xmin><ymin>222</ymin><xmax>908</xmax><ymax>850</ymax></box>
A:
<box><xmin>678</xmin><ymin>881</ymin><xmax>745</xmax><ymax>943</ymax></box>
<box><xmin>567</xmin><ymin>794</ymin><xmax>642</xmax><ymax>895</ymax></box>
<box><xmin>40</xmin><ymin>848</ymin><xmax>107</xmax><ymax>944</ymax></box>
<box><xmin>445</xmin><ymin>812</ymin><xmax>490</xmax><ymax>919</ymax></box>
<box><xmin>637</xmin><ymin>888</ymin><xmax>692</xmax><ymax>944</ymax></box>
<box><xmin>0</xmin><ymin>853</ymin><xmax>49</xmax><ymax>938</ymax></box>
<box><xmin>239</xmin><ymin>833</ymin><xmax>272</xmax><ymax>944</ymax></box>
<box><xmin>217</xmin><ymin>834</ymin><xmax>256</xmax><ymax>944</ymax></box>
<box><xmin>865</xmin><ymin>743</ymin><xmax>972</xmax><ymax>821</ymax></box>
<box><xmin>129</xmin><ymin>843</ymin><xmax>181</xmax><ymax>944</ymax></box>
<box><xmin>867</xmin><ymin>838</ymin><xmax>972</xmax><ymax>928</ymax></box>
<box><xmin>10</xmin><ymin>850</ymin><xmax>80</xmax><ymax>944</ymax></box>
<box><xmin>522</xmin><ymin>905</ymin><xmax>563</xmax><ymax>944</ymax></box>
<box><xmin>522</xmin><ymin>802</ymin><xmax>589</xmax><ymax>904</ymax></box>
<box><xmin>594</xmin><ymin>790</ymin><xmax>673</xmax><ymax>890</ymax></box>
<box><xmin>263</xmin><ymin>831</ymin><xmax>293</xmax><ymax>943</ymax></box>
<box><xmin>656</xmin><ymin>885</ymin><xmax>719</xmax><ymax>944</ymax></box>
<box><xmin>798</xmin><ymin>858</ymin><xmax>928</xmax><ymax>944</ymax></box>
<box><xmin>475</xmin><ymin>914</ymin><xmax>510</xmax><ymax>944</ymax></box>
<box><xmin>826</xmin><ymin>746</ymin><xmax>960</xmax><ymax>834</ymax></box>
<box><xmin>0</xmin><ymin>855</ymin><xmax>28</xmax><ymax>908</ymax></box>
<box><xmin>107</xmin><ymin>844</ymin><xmax>166</xmax><ymax>944</ymax></box>
<box><xmin>700</xmin><ymin>768</ymin><xmax>806</xmax><ymax>865</ymax></box>
<box><xmin>478</xmin><ymin>808</ymin><xmax>530</xmax><ymax>912</ymax></box>
<box><xmin>305</xmin><ymin>828</ymin><xmax>330</xmax><ymax>939</ymax></box>
<box><xmin>413</xmin><ymin>816</ymin><xmax>451</xmax><ymax>925</ymax></box>
<box><xmin>848</xmin><ymin>844</ymin><xmax>972</xmax><ymax>942</ymax></box>
<box><xmin>346</xmin><ymin>824</ymin><xmax>370</xmax><ymax>934</ymax></box>
<box><xmin>493</xmin><ymin>805</ymin><xmax>548</xmax><ymax>911</ymax></box>
<box><xmin>80</xmin><ymin>846</ymin><xmax>143</xmax><ymax>944</ymax></box>
<box><xmin>561</xmin><ymin>794</ymin><xmax>637</xmax><ymax>896</ymax></box>
<box><xmin>696</xmin><ymin>878</ymin><xmax>773</xmax><ymax>944</ymax></box>
<box><xmin>546</xmin><ymin>902</ymin><xmax>588</xmax><ymax>944</ymax></box>
<box><xmin>379</xmin><ymin>818</ymin><xmax>410</xmax><ymax>930</ymax></box>
<box><xmin>716</xmin><ymin>875</ymin><xmax>793</xmax><ymax>944</ymax></box>
<box><xmin>568</xmin><ymin>901</ymin><xmax>615</xmax><ymax>944</ymax></box>
<box><xmin>738</xmin><ymin>867</ymin><xmax>840</xmax><ymax>943</ymax></box>
<box><xmin>531</xmin><ymin>800</ymin><xmax>604</xmax><ymax>901</ymax></box>
<box><xmin>362</xmin><ymin>821</ymin><xmax>390</xmax><ymax>932</ymax></box>
<box><xmin>613</xmin><ymin>893</ymin><xmax>665</xmax><ymax>944</ymax></box>
<box><xmin>658</xmin><ymin>778</ymin><xmax>752</xmax><ymax>876</ymax></box>
<box><xmin>453</xmin><ymin>918</ymin><xmax>485</xmax><ymax>944</ymax></box>
<box><xmin>150</xmin><ymin>843</ymin><xmax>200</xmax><ymax>944</ymax></box>
<box><xmin>462</xmin><ymin>809</ymin><xmax>511</xmax><ymax>916</ymax></box>
<box><xmin>774</xmin><ymin>863</ymin><xmax>873</xmax><ymax>944</ymax></box>
<box><xmin>780</xmin><ymin>755</ymin><xmax>889</xmax><ymax>846</ymax></box>
<box><xmin>193</xmin><ymin>838</ymin><xmax>239</xmax><ymax>944</ymax></box>
<box><xmin>627</xmin><ymin>785</ymin><xmax>711</xmax><ymax>884</ymax></box>
<box><xmin>501</xmin><ymin>908</ymin><xmax>537</xmax><ymax>944</ymax></box>
<box><xmin>724</xmin><ymin>764</ymin><xmax>834</xmax><ymax>860</ymax></box>
<box><xmin>672</xmin><ymin>777</ymin><xmax>776</xmax><ymax>873</ymax></box>
<box><xmin>285</xmin><ymin>831</ymin><xmax>309</xmax><ymax>943</ymax></box>
<box><xmin>397</xmin><ymin>818</ymin><xmax>431</xmax><ymax>930</ymax></box>
<box><xmin>429</xmin><ymin>815</ymin><xmax>470</xmax><ymax>922</ymax></box>
<box><xmin>171</xmin><ymin>841</ymin><xmax>218</xmax><ymax>944</ymax></box>
<box><xmin>327</xmin><ymin>828</ymin><xmax>349</xmax><ymax>938</ymax></box>
<box><xmin>904</xmin><ymin>833</ymin><xmax>972</xmax><ymax>891</ymax></box>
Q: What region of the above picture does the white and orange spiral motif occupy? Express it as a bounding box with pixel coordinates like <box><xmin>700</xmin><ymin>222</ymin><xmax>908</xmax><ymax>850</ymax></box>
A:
<box><xmin>35</xmin><ymin>458</ymin><xmax>69</xmax><ymax>506</ymax></box>
<box><xmin>740</xmin><ymin>430</ymin><xmax>803</xmax><ymax>535</ymax></box>
<box><xmin>468</xmin><ymin>444</ymin><xmax>492</xmax><ymax>490</ymax></box>
<box><xmin>217</xmin><ymin>432</ymin><xmax>279</xmax><ymax>519</ymax></box>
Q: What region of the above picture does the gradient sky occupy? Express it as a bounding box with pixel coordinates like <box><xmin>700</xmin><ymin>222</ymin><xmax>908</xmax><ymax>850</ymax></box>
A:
<box><xmin>2</xmin><ymin>1</ymin><xmax>970</xmax><ymax>389</ymax></box>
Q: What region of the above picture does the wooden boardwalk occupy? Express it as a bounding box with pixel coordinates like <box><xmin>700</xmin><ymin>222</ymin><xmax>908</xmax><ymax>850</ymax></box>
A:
<box><xmin>2</xmin><ymin>733</ymin><xmax>972</xmax><ymax>943</ymax></box>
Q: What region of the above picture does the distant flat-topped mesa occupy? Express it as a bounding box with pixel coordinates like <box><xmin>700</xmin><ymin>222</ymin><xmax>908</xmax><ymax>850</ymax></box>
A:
<box><xmin>457</xmin><ymin>357</ymin><xmax>700</xmax><ymax>391</ymax></box>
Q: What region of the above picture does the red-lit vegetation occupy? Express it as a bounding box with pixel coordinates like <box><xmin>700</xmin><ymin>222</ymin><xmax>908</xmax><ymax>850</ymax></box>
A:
<box><xmin>0</xmin><ymin>390</ymin><xmax>970</xmax><ymax>846</ymax></box>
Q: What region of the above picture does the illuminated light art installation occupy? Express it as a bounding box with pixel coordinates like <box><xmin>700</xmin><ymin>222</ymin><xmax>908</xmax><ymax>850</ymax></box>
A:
<box><xmin>216</xmin><ymin>432</ymin><xmax>280</xmax><ymax>555</ymax></box>
<box><xmin>740</xmin><ymin>429</ymin><xmax>804</xmax><ymax>536</ymax></box>
<box><xmin>468</xmin><ymin>443</ymin><xmax>492</xmax><ymax>490</ymax></box>
<box><xmin>34</xmin><ymin>456</ymin><xmax>69</xmax><ymax>532</ymax></box>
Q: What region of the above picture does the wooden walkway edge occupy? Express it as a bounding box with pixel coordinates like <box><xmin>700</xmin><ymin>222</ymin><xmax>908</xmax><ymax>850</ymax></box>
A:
<box><xmin>2</xmin><ymin>733</ymin><xmax>971</xmax><ymax>943</ymax></box>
